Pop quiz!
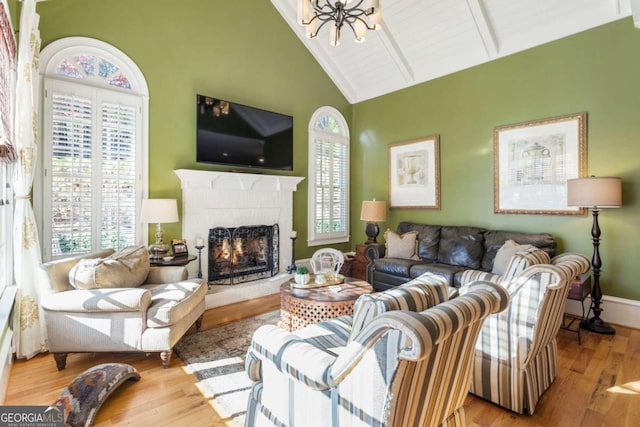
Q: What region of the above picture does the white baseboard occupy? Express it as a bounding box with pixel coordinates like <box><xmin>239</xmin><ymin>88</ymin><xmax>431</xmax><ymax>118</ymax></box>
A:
<box><xmin>565</xmin><ymin>294</ymin><xmax>640</xmax><ymax>330</ymax></box>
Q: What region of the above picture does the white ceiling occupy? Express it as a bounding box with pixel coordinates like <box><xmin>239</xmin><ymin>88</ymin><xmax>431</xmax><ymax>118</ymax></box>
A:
<box><xmin>271</xmin><ymin>0</ymin><xmax>639</xmax><ymax>104</ymax></box>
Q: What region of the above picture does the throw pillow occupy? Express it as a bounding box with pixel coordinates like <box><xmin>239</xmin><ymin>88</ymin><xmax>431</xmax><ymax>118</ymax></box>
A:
<box><xmin>69</xmin><ymin>245</ymin><xmax>150</xmax><ymax>289</ymax></box>
<box><xmin>384</xmin><ymin>229</ymin><xmax>419</xmax><ymax>260</ymax></box>
<box><xmin>492</xmin><ymin>240</ymin><xmax>536</xmax><ymax>275</ymax></box>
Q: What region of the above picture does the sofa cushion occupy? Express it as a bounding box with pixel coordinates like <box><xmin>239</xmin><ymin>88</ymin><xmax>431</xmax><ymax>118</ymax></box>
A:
<box><xmin>384</xmin><ymin>229</ymin><xmax>419</xmax><ymax>259</ymax></box>
<box><xmin>482</xmin><ymin>230</ymin><xmax>557</xmax><ymax>271</ymax></box>
<box><xmin>397</xmin><ymin>222</ymin><xmax>441</xmax><ymax>261</ymax></box>
<box><xmin>374</xmin><ymin>257</ymin><xmax>423</xmax><ymax>277</ymax></box>
<box><xmin>437</xmin><ymin>226</ymin><xmax>486</xmax><ymax>269</ymax></box>
<box><xmin>141</xmin><ymin>279</ymin><xmax>206</xmax><ymax>328</ymax></box>
<box><xmin>409</xmin><ymin>263</ymin><xmax>467</xmax><ymax>287</ymax></box>
<box><xmin>68</xmin><ymin>245</ymin><xmax>150</xmax><ymax>289</ymax></box>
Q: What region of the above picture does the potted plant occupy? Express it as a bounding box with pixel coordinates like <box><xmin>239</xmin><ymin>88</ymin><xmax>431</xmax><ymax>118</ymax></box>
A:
<box><xmin>294</xmin><ymin>266</ymin><xmax>310</xmax><ymax>285</ymax></box>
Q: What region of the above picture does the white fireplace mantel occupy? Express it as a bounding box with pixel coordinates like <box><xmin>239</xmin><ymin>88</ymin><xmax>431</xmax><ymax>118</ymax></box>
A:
<box><xmin>174</xmin><ymin>169</ymin><xmax>304</xmax><ymax>282</ymax></box>
<box><xmin>174</xmin><ymin>169</ymin><xmax>304</xmax><ymax>192</ymax></box>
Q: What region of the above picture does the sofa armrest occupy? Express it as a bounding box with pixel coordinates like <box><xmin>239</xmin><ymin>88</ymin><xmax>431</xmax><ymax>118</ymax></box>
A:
<box><xmin>41</xmin><ymin>288</ymin><xmax>152</xmax><ymax>313</ymax></box>
<box><xmin>144</xmin><ymin>266</ymin><xmax>188</xmax><ymax>284</ymax></box>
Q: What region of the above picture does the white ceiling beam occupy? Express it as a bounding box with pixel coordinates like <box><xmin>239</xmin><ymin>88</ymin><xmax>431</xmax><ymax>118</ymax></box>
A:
<box><xmin>465</xmin><ymin>0</ymin><xmax>499</xmax><ymax>58</ymax></box>
<box><xmin>630</xmin><ymin>0</ymin><xmax>640</xmax><ymax>28</ymax></box>
<box><xmin>376</xmin><ymin>24</ymin><xmax>414</xmax><ymax>84</ymax></box>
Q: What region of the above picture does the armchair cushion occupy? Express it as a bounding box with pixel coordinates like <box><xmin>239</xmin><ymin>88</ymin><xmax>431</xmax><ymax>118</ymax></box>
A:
<box><xmin>69</xmin><ymin>245</ymin><xmax>150</xmax><ymax>289</ymax></box>
<box><xmin>41</xmin><ymin>288</ymin><xmax>152</xmax><ymax>313</ymax></box>
<box><xmin>141</xmin><ymin>279</ymin><xmax>208</xmax><ymax>328</ymax></box>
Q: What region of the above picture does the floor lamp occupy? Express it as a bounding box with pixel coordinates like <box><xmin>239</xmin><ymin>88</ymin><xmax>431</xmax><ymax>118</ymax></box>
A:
<box><xmin>567</xmin><ymin>176</ymin><xmax>622</xmax><ymax>335</ymax></box>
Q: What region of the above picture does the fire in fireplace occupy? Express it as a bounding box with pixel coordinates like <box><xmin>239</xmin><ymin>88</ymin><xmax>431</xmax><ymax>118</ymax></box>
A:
<box><xmin>208</xmin><ymin>224</ymin><xmax>279</xmax><ymax>285</ymax></box>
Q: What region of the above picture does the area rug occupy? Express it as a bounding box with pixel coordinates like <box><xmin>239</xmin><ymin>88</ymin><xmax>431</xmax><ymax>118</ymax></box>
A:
<box><xmin>174</xmin><ymin>310</ymin><xmax>280</xmax><ymax>426</ymax></box>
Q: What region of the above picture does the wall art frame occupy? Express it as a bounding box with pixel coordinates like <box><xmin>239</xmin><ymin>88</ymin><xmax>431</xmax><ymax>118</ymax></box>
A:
<box><xmin>494</xmin><ymin>112</ymin><xmax>587</xmax><ymax>215</ymax></box>
<box><xmin>388</xmin><ymin>135</ymin><xmax>440</xmax><ymax>209</ymax></box>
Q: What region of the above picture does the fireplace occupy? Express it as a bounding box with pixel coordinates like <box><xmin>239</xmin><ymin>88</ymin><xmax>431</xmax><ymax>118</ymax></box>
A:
<box><xmin>208</xmin><ymin>224</ymin><xmax>279</xmax><ymax>285</ymax></box>
<box><xmin>174</xmin><ymin>169</ymin><xmax>304</xmax><ymax>287</ymax></box>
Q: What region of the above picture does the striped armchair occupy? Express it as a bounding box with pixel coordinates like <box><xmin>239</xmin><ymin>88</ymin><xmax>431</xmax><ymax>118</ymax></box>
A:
<box><xmin>245</xmin><ymin>273</ymin><xmax>509</xmax><ymax>427</ymax></box>
<box><xmin>458</xmin><ymin>246</ymin><xmax>551</xmax><ymax>287</ymax></box>
<box><xmin>466</xmin><ymin>253</ymin><xmax>590</xmax><ymax>414</ymax></box>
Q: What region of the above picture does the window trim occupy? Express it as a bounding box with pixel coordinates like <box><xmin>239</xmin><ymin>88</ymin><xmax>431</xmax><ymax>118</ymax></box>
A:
<box><xmin>307</xmin><ymin>106</ymin><xmax>350</xmax><ymax>247</ymax></box>
<box><xmin>36</xmin><ymin>37</ymin><xmax>149</xmax><ymax>260</ymax></box>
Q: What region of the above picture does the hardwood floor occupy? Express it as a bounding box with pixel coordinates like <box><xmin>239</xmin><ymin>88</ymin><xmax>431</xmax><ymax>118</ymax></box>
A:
<box><xmin>5</xmin><ymin>295</ymin><xmax>639</xmax><ymax>426</ymax></box>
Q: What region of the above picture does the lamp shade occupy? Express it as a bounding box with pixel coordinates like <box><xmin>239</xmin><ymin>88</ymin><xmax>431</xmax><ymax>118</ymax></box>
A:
<box><xmin>360</xmin><ymin>200</ymin><xmax>387</xmax><ymax>222</ymax></box>
<box><xmin>140</xmin><ymin>199</ymin><xmax>179</xmax><ymax>223</ymax></box>
<box><xmin>567</xmin><ymin>177</ymin><xmax>622</xmax><ymax>208</ymax></box>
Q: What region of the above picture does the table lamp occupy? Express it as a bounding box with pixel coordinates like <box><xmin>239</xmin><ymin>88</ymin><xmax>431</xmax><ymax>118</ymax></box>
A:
<box><xmin>360</xmin><ymin>199</ymin><xmax>386</xmax><ymax>244</ymax></box>
<box><xmin>140</xmin><ymin>198</ymin><xmax>179</xmax><ymax>259</ymax></box>
<box><xmin>567</xmin><ymin>176</ymin><xmax>622</xmax><ymax>335</ymax></box>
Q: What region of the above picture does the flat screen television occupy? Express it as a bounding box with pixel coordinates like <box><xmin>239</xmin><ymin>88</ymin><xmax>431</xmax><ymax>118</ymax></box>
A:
<box><xmin>196</xmin><ymin>95</ymin><xmax>294</xmax><ymax>170</ymax></box>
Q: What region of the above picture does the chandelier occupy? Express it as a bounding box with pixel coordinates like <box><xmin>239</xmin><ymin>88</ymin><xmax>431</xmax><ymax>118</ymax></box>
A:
<box><xmin>298</xmin><ymin>0</ymin><xmax>382</xmax><ymax>46</ymax></box>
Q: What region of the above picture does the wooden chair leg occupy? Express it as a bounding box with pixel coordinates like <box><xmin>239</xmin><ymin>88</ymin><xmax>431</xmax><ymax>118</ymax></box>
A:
<box><xmin>160</xmin><ymin>349</ymin><xmax>172</xmax><ymax>368</ymax></box>
<box><xmin>53</xmin><ymin>353</ymin><xmax>68</xmax><ymax>371</ymax></box>
<box><xmin>195</xmin><ymin>314</ymin><xmax>204</xmax><ymax>331</ymax></box>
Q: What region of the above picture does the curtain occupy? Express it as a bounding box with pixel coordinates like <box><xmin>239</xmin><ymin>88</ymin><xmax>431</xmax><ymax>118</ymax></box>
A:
<box><xmin>1</xmin><ymin>0</ymin><xmax>17</xmax><ymax>289</ymax></box>
<box><xmin>12</xmin><ymin>0</ymin><xmax>45</xmax><ymax>359</ymax></box>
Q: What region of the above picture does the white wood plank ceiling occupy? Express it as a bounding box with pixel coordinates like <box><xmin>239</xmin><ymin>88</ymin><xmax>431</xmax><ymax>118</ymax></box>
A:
<box><xmin>271</xmin><ymin>0</ymin><xmax>637</xmax><ymax>104</ymax></box>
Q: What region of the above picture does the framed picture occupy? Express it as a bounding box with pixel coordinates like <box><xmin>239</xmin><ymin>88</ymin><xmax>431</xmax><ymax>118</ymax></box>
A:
<box><xmin>388</xmin><ymin>135</ymin><xmax>440</xmax><ymax>209</ymax></box>
<box><xmin>171</xmin><ymin>239</ymin><xmax>188</xmax><ymax>257</ymax></box>
<box><xmin>494</xmin><ymin>112</ymin><xmax>587</xmax><ymax>215</ymax></box>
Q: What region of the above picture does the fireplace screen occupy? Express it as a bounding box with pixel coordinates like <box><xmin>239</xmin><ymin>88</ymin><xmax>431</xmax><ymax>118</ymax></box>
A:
<box><xmin>208</xmin><ymin>224</ymin><xmax>279</xmax><ymax>285</ymax></box>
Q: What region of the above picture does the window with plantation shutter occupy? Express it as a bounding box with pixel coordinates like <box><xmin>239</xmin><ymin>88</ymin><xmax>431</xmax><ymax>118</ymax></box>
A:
<box><xmin>307</xmin><ymin>107</ymin><xmax>349</xmax><ymax>246</ymax></box>
<box><xmin>39</xmin><ymin>38</ymin><xmax>148</xmax><ymax>261</ymax></box>
<box><xmin>43</xmin><ymin>80</ymin><xmax>142</xmax><ymax>258</ymax></box>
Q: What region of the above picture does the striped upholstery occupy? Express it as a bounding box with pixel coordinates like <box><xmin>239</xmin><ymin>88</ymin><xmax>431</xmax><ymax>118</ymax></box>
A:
<box><xmin>466</xmin><ymin>254</ymin><xmax>590</xmax><ymax>414</ymax></box>
<box><xmin>459</xmin><ymin>247</ymin><xmax>550</xmax><ymax>286</ymax></box>
<box><xmin>350</xmin><ymin>272</ymin><xmax>450</xmax><ymax>341</ymax></box>
<box><xmin>245</xmin><ymin>280</ymin><xmax>509</xmax><ymax>427</ymax></box>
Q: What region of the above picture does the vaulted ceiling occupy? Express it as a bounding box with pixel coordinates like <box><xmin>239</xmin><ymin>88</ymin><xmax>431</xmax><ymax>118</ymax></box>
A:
<box><xmin>271</xmin><ymin>0</ymin><xmax>640</xmax><ymax>104</ymax></box>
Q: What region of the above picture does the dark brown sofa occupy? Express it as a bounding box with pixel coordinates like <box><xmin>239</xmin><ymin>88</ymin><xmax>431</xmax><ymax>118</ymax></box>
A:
<box><xmin>365</xmin><ymin>222</ymin><xmax>557</xmax><ymax>291</ymax></box>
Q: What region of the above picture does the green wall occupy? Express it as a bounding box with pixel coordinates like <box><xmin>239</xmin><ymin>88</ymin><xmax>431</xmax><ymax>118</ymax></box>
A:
<box><xmin>36</xmin><ymin>0</ymin><xmax>352</xmax><ymax>259</ymax></box>
<box><xmin>34</xmin><ymin>2</ymin><xmax>640</xmax><ymax>301</ymax></box>
<box><xmin>352</xmin><ymin>18</ymin><xmax>640</xmax><ymax>301</ymax></box>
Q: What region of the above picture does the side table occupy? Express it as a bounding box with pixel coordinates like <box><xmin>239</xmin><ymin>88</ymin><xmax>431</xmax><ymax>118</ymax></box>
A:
<box><xmin>561</xmin><ymin>272</ymin><xmax>591</xmax><ymax>344</ymax></box>
<box><xmin>351</xmin><ymin>243</ymin><xmax>385</xmax><ymax>281</ymax></box>
<box><xmin>279</xmin><ymin>277</ymin><xmax>373</xmax><ymax>332</ymax></box>
<box><xmin>150</xmin><ymin>254</ymin><xmax>197</xmax><ymax>267</ymax></box>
